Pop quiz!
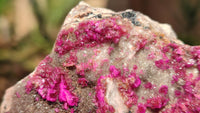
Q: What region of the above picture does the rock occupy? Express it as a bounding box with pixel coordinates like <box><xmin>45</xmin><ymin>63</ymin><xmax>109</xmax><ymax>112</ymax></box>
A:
<box><xmin>1</xmin><ymin>1</ymin><xmax>200</xmax><ymax>113</ymax></box>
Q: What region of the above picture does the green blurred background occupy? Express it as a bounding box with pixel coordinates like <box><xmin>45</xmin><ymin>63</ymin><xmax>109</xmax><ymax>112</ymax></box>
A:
<box><xmin>0</xmin><ymin>0</ymin><xmax>200</xmax><ymax>101</ymax></box>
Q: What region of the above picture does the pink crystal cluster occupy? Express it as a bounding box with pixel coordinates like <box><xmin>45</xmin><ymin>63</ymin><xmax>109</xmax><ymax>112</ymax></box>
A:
<box><xmin>95</xmin><ymin>76</ymin><xmax>115</xmax><ymax>113</ymax></box>
<box><xmin>95</xmin><ymin>65</ymin><xmax>141</xmax><ymax>112</ymax></box>
<box><xmin>26</xmin><ymin>56</ymin><xmax>79</xmax><ymax>110</ymax></box>
<box><xmin>154</xmin><ymin>43</ymin><xmax>200</xmax><ymax>112</ymax></box>
<box><xmin>26</xmin><ymin>17</ymin><xmax>129</xmax><ymax>112</ymax></box>
<box><xmin>55</xmin><ymin>17</ymin><xmax>127</xmax><ymax>56</ymax></box>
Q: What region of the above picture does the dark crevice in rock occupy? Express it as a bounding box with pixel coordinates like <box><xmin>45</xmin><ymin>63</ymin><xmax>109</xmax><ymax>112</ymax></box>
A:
<box><xmin>77</xmin><ymin>12</ymin><xmax>93</xmax><ymax>18</ymax></box>
<box><xmin>66</xmin><ymin>66</ymin><xmax>76</xmax><ymax>70</ymax></box>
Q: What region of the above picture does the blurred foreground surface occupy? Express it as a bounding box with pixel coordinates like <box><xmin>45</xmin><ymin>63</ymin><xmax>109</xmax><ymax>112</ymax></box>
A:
<box><xmin>0</xmin><ymin>0</ymin><xmax>200</xmax><ymax>102</ymax></box>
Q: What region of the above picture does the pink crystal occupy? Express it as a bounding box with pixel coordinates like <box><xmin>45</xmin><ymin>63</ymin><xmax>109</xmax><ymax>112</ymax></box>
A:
<box><xmin>78</xmin><ymin>78</ymin><xmax>88</xmax><ymax>87</ymax></box>
<box><xmin>155</xmin><ymin>59</ymin><xmax>169</xmax><ymax>70</ymax></box>
<box><xmin>109</xmin><ymin>65</ymin><xmax>121</xmax><ymax>77</ymax></box>
<box><xmin>137</xmin><ymin>103</ymin><xmax>146</xmax><ymax>113</ymax></box>
<box><xmin>159</xmin><ymin>85</ymin><xmax>168</xmax><ymax>95</ymax></box>
<box><xmin>146</xmin><ymin>96</ymin><xmax>169</xmax><ymax>109</ymax></box>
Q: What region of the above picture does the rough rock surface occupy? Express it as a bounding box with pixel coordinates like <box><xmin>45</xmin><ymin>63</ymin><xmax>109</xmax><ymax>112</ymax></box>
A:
<box><xmin>1</xmin><ymin>2</ymin><xmax>200</xmax><ymax>113</ymax></box>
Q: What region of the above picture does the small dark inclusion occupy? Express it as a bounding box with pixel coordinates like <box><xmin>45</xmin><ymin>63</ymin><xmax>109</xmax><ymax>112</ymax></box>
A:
<box><xmin>121</xmin><ymin>10</ymin><xmax>140</xmax><ymax>26</ymax></box>
<box><xmin>97</xmin><ymin>14</ymin><xmax>102</xmax><ymax>18</ymax></box>
<box><xmin>93</xmin><ymin>14</ymin><xmax>102</xmax><ymax>18</ymax></box>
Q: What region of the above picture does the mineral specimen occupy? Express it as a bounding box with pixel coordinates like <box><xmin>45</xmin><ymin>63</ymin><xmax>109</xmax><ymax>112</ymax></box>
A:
<box><xmin>1</xmin><ymin>1</ymin><xmax>200</xmax><ymax>113</ymax></box>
